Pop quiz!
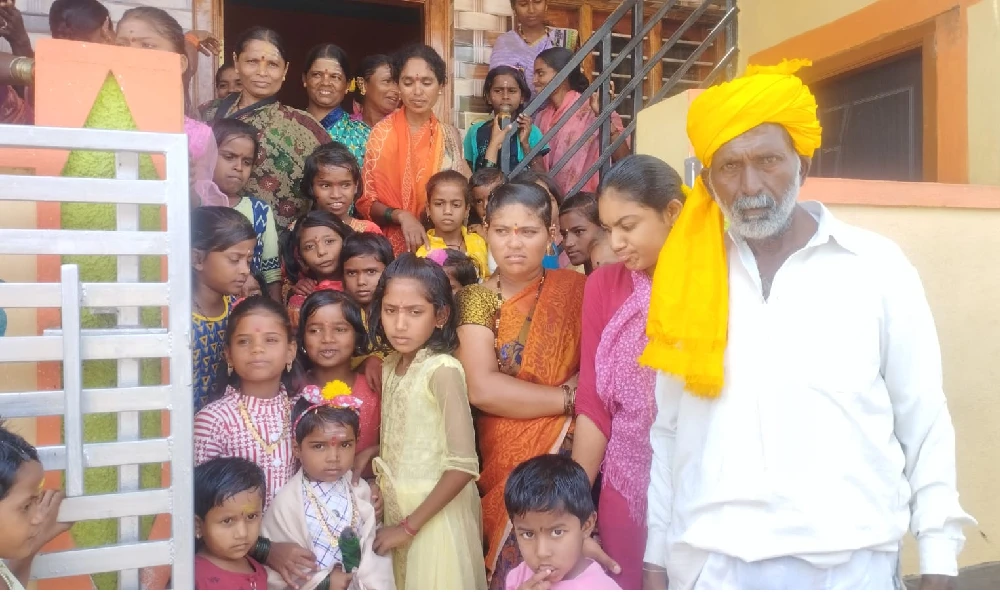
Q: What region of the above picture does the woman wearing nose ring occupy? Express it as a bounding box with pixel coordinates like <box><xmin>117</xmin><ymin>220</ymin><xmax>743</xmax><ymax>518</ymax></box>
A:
<box><xmin>302</xmin><ymin>43</ymin><xmax>372</xmax><ymax>168</ymax></box>
<box><xmin>357</xmin><ymin>43</ymin><xmax>469</xmax><ymax>257</ymax></box>
<box><xmin>204</xmin><ymin>26</ymin><xmax>332</xmax><ymax>230</ymax></box>
<box><xmin>571</xmin><ymin>155</ymin><xmax>686</xmax><ymax>590</ymax></box>
<box><xmin>454</xmin><ymin>182</ymin><xmax>593</xmax><ymax>588</ymax></box>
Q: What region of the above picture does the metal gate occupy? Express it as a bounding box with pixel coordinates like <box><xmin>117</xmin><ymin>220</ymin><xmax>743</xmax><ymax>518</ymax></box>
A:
<box><xmin>0</xmin><ymin>125</ymin><xmax>194</xmax><ymax>589</ymax></box>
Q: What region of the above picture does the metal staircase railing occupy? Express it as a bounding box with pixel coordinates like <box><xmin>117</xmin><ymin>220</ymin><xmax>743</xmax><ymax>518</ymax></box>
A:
<box><xmin>501</xmin><ymin>0</ymin><xmax>738</xmax><ymax>196</ymax></box>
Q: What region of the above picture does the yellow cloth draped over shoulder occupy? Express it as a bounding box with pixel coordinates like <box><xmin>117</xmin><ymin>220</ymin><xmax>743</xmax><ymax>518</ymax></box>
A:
<box><xmin>642</xmin><ymin>59</ymin><xmax>823</xmax><ymax>398</ymax></box>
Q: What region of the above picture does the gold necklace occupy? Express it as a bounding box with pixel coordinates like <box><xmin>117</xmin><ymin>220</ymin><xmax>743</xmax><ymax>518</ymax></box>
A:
<box><xmin>238</xmin><ymin>392</ymin><xmax>291</xmax><ymax>468</ymax></box>
<box><xmin>303</xmin><ymin>479</ymin><xmax>360</xmax><ymax>550</ymax></box>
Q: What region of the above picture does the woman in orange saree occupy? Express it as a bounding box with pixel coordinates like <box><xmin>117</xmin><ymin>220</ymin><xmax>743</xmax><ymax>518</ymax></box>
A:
<box><xmin>456</xmin><ymin>182</ymin><xmax>586</xmax><ymax>589</ymax></box>
<box><xmin>357</xmin><ymin>44</ymin><xmax>469</xmax><ymax>256</ymax></box>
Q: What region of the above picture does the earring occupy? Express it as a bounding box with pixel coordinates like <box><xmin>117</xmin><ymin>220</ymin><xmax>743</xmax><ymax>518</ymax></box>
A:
<box><xmin>227</xmin><ymin>363</ymin><xmax>233</xmax><ymax>376</ymax></box>
<box><xmin>286</xmin><ymin>361</ymin><xmax>293</xmax><ymax>373</ymax></box>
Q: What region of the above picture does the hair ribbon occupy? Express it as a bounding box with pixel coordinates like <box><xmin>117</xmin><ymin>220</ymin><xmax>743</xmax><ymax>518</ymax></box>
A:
<box><xmin>292</xmin><ymin>381</ymin><xmax>364</xmax><ymax>432</ymax></box>
<box><xmin>426</xmin><ymin>248</ymin><xmax>448</xmax><ymax>267</ymax></box>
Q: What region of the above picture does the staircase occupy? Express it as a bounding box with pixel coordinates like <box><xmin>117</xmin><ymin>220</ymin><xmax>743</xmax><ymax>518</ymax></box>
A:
<box><xmin>452</xmin><ymin>0</ymin><xmax>738</xmax><ymax>197</ymax></box>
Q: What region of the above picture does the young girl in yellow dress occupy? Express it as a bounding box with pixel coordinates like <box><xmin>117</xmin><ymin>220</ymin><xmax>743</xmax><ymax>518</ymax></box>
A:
<box><xmin>368</xmin><ymin>253</ymin><xmax>487</xmax><ymax>590</ymax></box>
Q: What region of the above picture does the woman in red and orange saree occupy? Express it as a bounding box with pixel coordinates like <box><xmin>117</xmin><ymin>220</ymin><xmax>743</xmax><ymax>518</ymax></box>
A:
<box><xmin>356</xmin><ymin>44</ymin><xmax>469</xmax><ymax>256</ymax></box>
<box><xmin>455</xmin><ymin>182</ymin><xmax>586</xmax><ymax>589</ymax></box>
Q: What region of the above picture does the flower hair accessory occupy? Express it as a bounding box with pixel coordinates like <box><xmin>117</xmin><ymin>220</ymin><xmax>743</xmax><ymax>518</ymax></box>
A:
<box><xmin>426</xmin><ymin>248</ymin><xmax>448</xmax><ymax>267</ymax></box>
<box><xmin>292</xmin><ymin>381</ymin><xmax>364</xmax><ymax>432</ymax></box>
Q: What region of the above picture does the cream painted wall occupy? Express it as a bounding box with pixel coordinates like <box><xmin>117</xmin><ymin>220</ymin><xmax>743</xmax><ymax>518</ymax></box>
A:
<box><xmin>635</xmin><ymin>90</ymin><xmax>698</xmax><ymax>173</ymax></box>
<box><xmin>826</xmin><ymin>204</ymin><xmax>1000</xmax><ymax>573</ymax></box>
<box><xmin>967</xmin><ymin>1</ymin><xmax>1000</xmax><ymax>186</ymax></box>
<box><xmin>736</xmin><ymin>0</ymin><xmax>878</xmax><ymax>71</ymax></box>
<box><xmin>0</xmin><ymin>199</ymin><xmax>39</xmax><ymax>446</ymax></box>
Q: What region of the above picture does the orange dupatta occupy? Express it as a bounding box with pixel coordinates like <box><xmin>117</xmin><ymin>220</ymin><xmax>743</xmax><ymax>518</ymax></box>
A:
<box><xmin>358</xmin><ymin>109</ymin><xmax>447</xmax><ymax>255</ymax></box>
<box><xmin>476</xmin><ymin>268</ymin><xmax>586</xmax><ymax>581</ymax></box>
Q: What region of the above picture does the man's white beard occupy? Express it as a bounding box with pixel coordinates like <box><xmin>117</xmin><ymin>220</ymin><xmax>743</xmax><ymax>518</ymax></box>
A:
<box><xmin>710</xmin><ymin>166</ymin><xmax>801</xmax><ymax>242</ymax></box>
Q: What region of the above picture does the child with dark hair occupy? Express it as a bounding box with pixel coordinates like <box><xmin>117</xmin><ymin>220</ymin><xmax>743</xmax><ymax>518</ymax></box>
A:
<box><xmin>0</xmin><ymin>421</ymin><xmax>70</xmax><ymax>590</ymax></box>
<box><xmin>467</xmin><ymin>167</ymin><xmax>506</xmax><ymax>237</ymax></box>
<box><xmin>416</xmin><ymin>170</ymin><xmax>490</xmax><ymax>277</ymax></box>
<box><xmin>426</xmin><ymin>248</ymin><xmax>480</xmax><ymax>295</ymax></box>
<box><xmin>211</xmin><ymin>118</ymin><xmax>282</xmax><ymax>300</ymax></box>
<box><xmin>503</xmin><ymin>455</ymin><xmax>620</xmax><ymax>590</ymax></box>
<box><xmin>194</xmin><ymin>295</ymin><xmax>302</xmax><ymax>509</ymax></box>
<box><xmin>340</xmin><ymin>232</ymin><xmax>394</xmax><ymax>391</ymax></box>
<box><xmin>368</xmin><ymin>253</ymin><xmax>487</xmax><ymax>589</ymax></box>
<box><xmin>194</xmin><ymin>457</ymin><xmax>268</xmax><ymax>590</ymax></box>
<box><xmin>191</xmin><ymin>206</ymin><xmax>257</xmax><ymax>410</ymax></box>
<box><xmin>559</xmin><ymin>191</ymin><xmax>605</xmax><ymax>274</ymax></box>
<box><xmin>463</xmin><ymin>66</ymin><xmax>548</xmax><ymax>173</ymax></box>
<box><xmin>301</xmin><ymin>142</ymin><xmax>381</xmax><ymax>234</ymax></box>
<box><xmin>240</xmin><ymin>271</ymin><xmax>270</xmax><ymax>299</ymax></box>
<box><xmin>261</xmin><ymin>385</ymin><xmax>394</xmax><ymax>590</ymax></box>
<box><xmin>282</xmin><ymin>210</ymin><xmax>355</xmax><ymax>329</ymax></box>
<box><xmin>296</xmin><ymin>290</ymin><xmax>381</xmax><ymax>478</ymax></box>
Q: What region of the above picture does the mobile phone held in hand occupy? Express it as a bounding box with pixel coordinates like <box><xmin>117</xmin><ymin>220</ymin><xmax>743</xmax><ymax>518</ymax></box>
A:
<box><xmin>498</xmin><ymin>112</ymin><xmax>511</xmax><ymax>130</ymax></box>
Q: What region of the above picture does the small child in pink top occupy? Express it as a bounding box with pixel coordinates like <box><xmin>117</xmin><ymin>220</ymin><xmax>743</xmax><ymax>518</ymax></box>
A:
<box><xmin>503</xmin><ymin>455</ymin><xmax>622</xmax><ymax>591</ymax></box>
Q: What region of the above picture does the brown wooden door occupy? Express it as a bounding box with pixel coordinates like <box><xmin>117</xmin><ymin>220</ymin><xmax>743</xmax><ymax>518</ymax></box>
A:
<box><xmin>811</xmin><ymin>51</ymin><xmax>923</xmax><ymax>182</ymax></box>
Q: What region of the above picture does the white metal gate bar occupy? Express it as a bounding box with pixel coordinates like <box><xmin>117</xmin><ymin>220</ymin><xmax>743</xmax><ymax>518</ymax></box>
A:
<box><xmin>0</xmin><ymin>124</ymin><xmax>194</xmax><ymax>589</ymax></box>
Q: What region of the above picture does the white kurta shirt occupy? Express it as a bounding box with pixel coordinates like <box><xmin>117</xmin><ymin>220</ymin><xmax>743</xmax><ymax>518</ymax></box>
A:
<box><xmin>644</xmin><ymin>201</ymin><xmax>975</xmax><ymax>589</ymax></box>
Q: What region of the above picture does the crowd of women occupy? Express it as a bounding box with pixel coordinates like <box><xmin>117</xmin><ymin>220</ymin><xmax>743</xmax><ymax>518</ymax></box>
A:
<box><xmin>0</xmin><ymin>0</ymin><xmax>679</xmax><ymax>592</ymax></box>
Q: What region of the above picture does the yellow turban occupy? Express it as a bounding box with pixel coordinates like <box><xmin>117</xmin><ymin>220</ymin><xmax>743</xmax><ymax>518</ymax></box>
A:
<box><xmin>640</xmin><ymin>59</ymin><xmax>822</xmax><ymax>398</ymax></box>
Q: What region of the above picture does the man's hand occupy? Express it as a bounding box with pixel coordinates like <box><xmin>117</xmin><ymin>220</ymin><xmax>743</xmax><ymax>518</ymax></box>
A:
<box><xmin>919</xmin><ymin>575</ymin><xmax>957</xmax><ymax>590</ymax></box>
<box><xmin>518</xmin><ymin>567</ymin><xmax>553</xmax><ymax>590</ymax></box>
<box><xmin>642</xmin><ymin>563</ymin><xmax>668</xmax><ymax>590</ymax></box>
<box><xmin>582</xmin><ymin>536</ymin><xmax>621</xmax><ymax>575</ymax></box>
<box><xmin>266</xmin><ymin>541</ymin><xmax>318</xmax><ymax>590</ymax></box>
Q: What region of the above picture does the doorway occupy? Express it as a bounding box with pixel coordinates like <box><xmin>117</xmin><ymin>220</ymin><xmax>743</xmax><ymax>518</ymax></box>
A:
<box><xmin>222</xmin><ymin>0</ymin><xmax>425</xmax><ymax>110</ymax></box>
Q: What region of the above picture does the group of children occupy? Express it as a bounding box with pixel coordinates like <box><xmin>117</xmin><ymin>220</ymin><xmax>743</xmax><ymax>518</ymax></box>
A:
<box><xmin>0</xmin><ymin>88</ymin><xmax>621</xmax><ymax>592</ymax></box>
<box><xmin>178</xmin><ymin>104</ymin><xmax>623</xmax><ymax>590</ymax></box>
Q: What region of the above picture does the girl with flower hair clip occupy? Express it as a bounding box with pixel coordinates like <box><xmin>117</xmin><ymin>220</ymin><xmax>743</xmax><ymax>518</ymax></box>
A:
<box><xmin>261</xmin><ymin>381</ymin><xmax>395</xmax><ymax>590</ymax></box>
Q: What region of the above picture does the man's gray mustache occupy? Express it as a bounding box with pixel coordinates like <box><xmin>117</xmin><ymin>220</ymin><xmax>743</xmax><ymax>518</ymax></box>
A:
<box><xmin>732</xmin><ymin>193</ymin><xmax>776</xmax><ymax>211</ymax></box>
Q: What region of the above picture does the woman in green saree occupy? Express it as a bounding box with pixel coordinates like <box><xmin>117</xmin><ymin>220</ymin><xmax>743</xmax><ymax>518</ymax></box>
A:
<box><xmin>204</xmin><ymin>26</ymin><xmax>331</xmax><ymax>229</ymax></box>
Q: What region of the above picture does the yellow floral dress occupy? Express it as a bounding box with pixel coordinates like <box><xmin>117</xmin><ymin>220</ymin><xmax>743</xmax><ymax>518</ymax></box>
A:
<box><xmin>374</xmin><ymin>349</ymin><xmax>487</xmax><ymax>590</ymax></box>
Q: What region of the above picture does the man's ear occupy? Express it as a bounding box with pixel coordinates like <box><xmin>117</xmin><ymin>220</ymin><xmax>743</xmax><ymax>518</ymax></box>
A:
<box><xmin>798</xmin><ymin>155</ymin><xmax>812</xmax><ymax>186</ymax></box>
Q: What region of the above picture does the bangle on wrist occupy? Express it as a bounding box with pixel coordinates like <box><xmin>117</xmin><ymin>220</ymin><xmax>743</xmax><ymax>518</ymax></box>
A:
<box><xmin>185</xmin><ymin>32</ymin><xmax>200</xmax><ymax>47</ymax></box>
<box><xmin>562</xmin><ymin>384</ymin><xmax>576</xmax><ymax>416</ymax></box>
<box><xmin>250</xmin><ymin>536</ymin><xmax>271</xmax><ymax>564</ymax></box>
<box><xmin>401</xmin><ymin>516</ymin><xmax>418</xmax><ymax>537</ymax></box>
<box><xmin>383</xmin><ymin>206</ymin><xmax>395</xmax><ymax>224</ymax></box>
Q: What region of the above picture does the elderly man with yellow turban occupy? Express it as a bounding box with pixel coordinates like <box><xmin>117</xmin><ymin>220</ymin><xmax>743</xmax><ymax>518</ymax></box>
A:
<box><xmin>641</xmin><ymin>60</ymin><xmax>974</xmax><ymax>590</ymax></box>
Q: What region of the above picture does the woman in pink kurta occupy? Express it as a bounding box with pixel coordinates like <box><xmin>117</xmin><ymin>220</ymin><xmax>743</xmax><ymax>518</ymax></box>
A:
<box><xmin>532</xmin><ymin>48</ymin><xmax>630</xmax><ymax>194</ymax></box>
<box><xmin>571</xmin><ymin>155</ymin><xmax>686</xmax><ymax>589</ymax></box>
